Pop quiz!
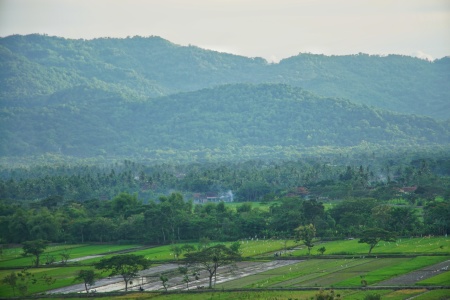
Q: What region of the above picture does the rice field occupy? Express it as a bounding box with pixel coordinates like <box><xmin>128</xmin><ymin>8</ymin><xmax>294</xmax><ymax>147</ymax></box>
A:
<box><xmin>290</xmin><ymin>236</ymin><xmax>450</xmax><ymax>256</ymax></box>
<box><xmin>32</xmin><ymin>289</ymin><xmax>445</xmax><ymax>300</ymax></box>
<box><xmin>0</xmin><ymin>265</ymin><xmax>95</xmax><ymax>297</ymax></box>
<box><xmin>0</xmin><ymin>244</ymin><xmax>140</xmax><ymax>268</ymax></box>
<box><xmin>0</xmin><ymin>237</ymin><xmax>449</xmax><ymax>298</ymax></box>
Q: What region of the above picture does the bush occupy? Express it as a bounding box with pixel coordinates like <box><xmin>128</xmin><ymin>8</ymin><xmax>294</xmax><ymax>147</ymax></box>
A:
<box><xmin>364</xmin><ymin>294</ymin><xmax>381</xmax><ymax>300</ymax></box>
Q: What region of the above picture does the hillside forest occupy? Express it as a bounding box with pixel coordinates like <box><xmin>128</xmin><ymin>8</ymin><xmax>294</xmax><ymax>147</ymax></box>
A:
<box><xmin>0</xmin><ymin>34</ymin><xmax>449</xmax><ymax>247</ymax></box>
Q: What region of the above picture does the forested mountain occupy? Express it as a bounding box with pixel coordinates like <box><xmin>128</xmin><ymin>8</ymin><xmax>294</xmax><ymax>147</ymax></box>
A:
<box><xmin>1</xmin><ymin>83</ymin><xmax>449</xmax><ymax>160</ymax></box>
<box><xmin>1</xmin><ymin>34</ymin><xmax>449</xmax><ymax>119</ymax></box>
<box><xmin>0</xmin><ymin>35</ymin><xmax>449</xmax><ymax>247</ymax></box>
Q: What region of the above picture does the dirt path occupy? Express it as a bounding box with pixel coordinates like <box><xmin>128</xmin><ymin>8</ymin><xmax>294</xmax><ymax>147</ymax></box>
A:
<box><xmin>62</xmin><ymin>245</ymin><xmax>154</xmax><ymax>263</ymax></box>
<box><xmin>66</xmin><ymin>255</ymin><xmax>104</xmax><ymax>263</ymax></box>
<box><xmin>376</xmin><ymin>259</ymin><xmax>450</xmax><ymax>286</ymax></box>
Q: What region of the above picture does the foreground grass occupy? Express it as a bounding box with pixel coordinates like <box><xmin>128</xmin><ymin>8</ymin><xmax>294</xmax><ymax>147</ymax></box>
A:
<box><xmin>25</xmin><ymin>289</ymin><xmax>449</xmax><ymax>300</ymax></box>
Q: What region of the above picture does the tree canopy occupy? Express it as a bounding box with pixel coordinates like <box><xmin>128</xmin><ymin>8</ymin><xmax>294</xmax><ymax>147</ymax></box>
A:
<box><xmin>184</xmin><ymin>244</ymin><xmax>241</xmax><ymax>289</ymax></box>
<box><xmin>94</xmin><ymin>254</ymin><xmax>151</xmax><ymax>291</ymax></box>
<box><xmin>22</xmin><ymin>240</ymin><xmax>48</xmax><ymax>267</ymax></box>
<box><xmin>358</xmin><ymin>228</ymin><xmax>396</xmax><ymax>254</ymax></box>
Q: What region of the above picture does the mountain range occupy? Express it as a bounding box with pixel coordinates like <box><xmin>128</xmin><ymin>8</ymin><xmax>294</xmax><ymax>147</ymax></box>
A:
<box><xmin>0</xmin><ymin>34</ymin><xmax>449</xmax><ymax>162</ymax></box>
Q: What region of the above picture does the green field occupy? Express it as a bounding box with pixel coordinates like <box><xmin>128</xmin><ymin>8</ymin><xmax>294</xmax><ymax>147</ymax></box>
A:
<box><xmin>417</xmin><ymin>271</ymin><xmax>450</xmax><ymax>286</ymax></box>
<box><xmin>224</xmin><ymin>201</ymin><xmax>278</xmax><ymax>212</ymax></box>
<box><xmin>0</xmin><ymin>244</ymin><xmax>140</xmax><ymax>268</ymax></box>
<box><xmin>0</xmin><ymin>266</ymin><xmax>95</xmax><ymax>296</ymax></box>
<box><xmin>215</xmin><ymin>256</ymin><xmax>450</xmax><ymax>289</ymax></box>
<box><xmin>24</xmin><ymin>289</ymin><xmax>445</xmax><ymax>300</ymax></box>
<box><xmin>1</xmin><ymin>237</ymin><xmax>449</xmax><ymax>298</ymax></box>
<box><xmin>290</xmin><ymin>236</ymin><xmax>450</xmax><ymax>256</ymax></box>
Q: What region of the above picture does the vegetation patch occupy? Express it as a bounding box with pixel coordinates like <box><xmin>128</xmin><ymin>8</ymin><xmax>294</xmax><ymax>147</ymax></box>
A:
<box><xmin>291</xmin><ymin>237</ymin><xmax>450</xmax><ymax>256</ymax></box>
<box><xmin>0</xmin><ymin>245</ymin><xmax>140</xmax><ymax>268</ymax></box>
<box><xmin>416</xmin><ymin>270</ymin><xmax>450</xmax><ymax>286</ymax></box>
<box><xmin>336</xmin><ymin>256</ymin><xmax>449</xmax><ymax>287</ymax></box>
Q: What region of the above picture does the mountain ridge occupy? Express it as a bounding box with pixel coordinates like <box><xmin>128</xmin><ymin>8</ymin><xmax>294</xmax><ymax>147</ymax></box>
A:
<box><xmin>1</xmin><ymin>83</ymin><xmax>448</xmax><ymax>161</ymax></box>
<box><xmin>1</xmin><ymin>34</ymin><xmax>449</xmax><ymax>119</ymax></box>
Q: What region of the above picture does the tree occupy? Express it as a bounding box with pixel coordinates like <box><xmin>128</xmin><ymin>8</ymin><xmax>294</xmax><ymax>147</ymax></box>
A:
<box><xmin>1</xmin><ymin>271</ymin><xmax>18</xmax><ymax>296</ymax></box>
<box><xmin>160</xmin><ymin>274</ymin><xmax>169</xmax><ymax>291</ymax></box>
<box><xmin>178</xmin><ymin>266</ymin><xmax>190</xmax><ymax>290</ymax></box>
<box><xmin>184</xmin><ymin>244</ymin><xmax>241</xmax><ymax>289</ymax></box>
<box><xmin>317</xmin><ymin>246</ymin><xmax>326</xmax><ymax>255</ymax></box>
<box><xmin>198</xmin><ymin>237</ymin><xmax>211</xmax><ymax>250</ymax></box>
<box><xmin>295</xmin><ymin>224</ymin><xmax>316</xmax><ymax>255</ymax></box>
<box><xmin>74</xmin><ymin>269</ymin><xmax>97</xmax><ymax>293</ymax></box>
<box><xmin>229</xmin><ymin>241</ymin><xmax>241</xmax><ymax>254</ymax></box>
<box><xmin>358</xmin><ymin>228</ymin><xmax>396</xmax><ymax>254</ymax></box>
<box><xmin>15</xmin><ymin>269</ymin><xmax>36</xmax><ymax>296</ymax></box>
<box><xmin>22</xmin><ymin>239</ymin><xmax>48</xmax><ymax>267</ymax></box>
<box><xmin>170</xmin><ymin>244</ymin><xmax>183</xmax><ymax>260</ymax></box>
<box><xmin>60</xmin><ymin>248</ymin><xmax>71</xmax><ymax>265</ymax></box>
<box><xmin>40</xmin><ymin>273</ymin><xmax>56</xmax><ymax>287</ymax></box>
<box><xmin>181</xmin><ymin>244</ymin><xmax>196</xmax><ymax>254</ymax></box>
<box><xmin>94</xmin><ymin>254</ymin><xmax>151</xmax><ymax>291</ymax></box>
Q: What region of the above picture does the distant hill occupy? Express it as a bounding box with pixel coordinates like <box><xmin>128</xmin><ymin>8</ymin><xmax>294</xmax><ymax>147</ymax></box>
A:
<box><xmin>1</xmin><ymin>83</ymin><xmax>448</xmax><ymax>160</ymax></box>
<box><xmin>1</xmin><ymin>34</ymin><xmax>449</xmax><ymax>119</ymax></box>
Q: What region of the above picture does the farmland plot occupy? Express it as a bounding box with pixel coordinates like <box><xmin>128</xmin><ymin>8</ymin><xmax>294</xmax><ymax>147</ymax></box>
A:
<box><xmin>47</xmin><ymin>260</ymin><xmax>302</xmax><ymax>293</ymax></box>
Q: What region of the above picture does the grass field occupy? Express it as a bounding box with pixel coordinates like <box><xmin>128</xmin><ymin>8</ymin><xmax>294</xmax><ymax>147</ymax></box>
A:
<box><xmin>290</xmin><ymin>236</ymin><xmax>450</xmax><ymax>256</ymax></box>
<box><xmin>215</xmin><ymin>256</ymin><xmax>450</xmax><ymax>290</ymax></box>
<box><xmin>0</xmin><ymin>265</ymin><xmax>95</xmax><ymax>297</ymax></box>
<box><xmin>24</xmin><ymin>289</ymin><xmax>446</xmax><ymax>300</ymax></box>
<box><xmin>416</xmin><ymin>270</ymin><xmax>450</xmax><ymax>286</ymax></box>
<box><xmin>0</xmin><ymin>244</ymin><xmax>140</xmax><ymax>268</ymax></box>
<box><xmin>1</xmin><ymin>237</ymin><xmax>449</xmax><ymax>298</ymax></box>
<box><xmin>334</xmin><ymin>256</ymin><xmax>449</xmax><ymax>287</ymax></box>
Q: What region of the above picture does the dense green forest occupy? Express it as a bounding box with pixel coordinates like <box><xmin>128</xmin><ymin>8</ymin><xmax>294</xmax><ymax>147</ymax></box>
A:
<box><xmin>1</xmin><ymin>34</ymin><xmax>449</xmax><ymax>162</ymax></box>
<box><xmin>1</xmin><ymin>83</ymin><xmax>449</xmax><ymax>160</ymax></box>
<box><xmin>0</xmin><ymin>155</ymin><xmax>449</xmax><ymax>244</ymax></box>
<box><xmin>0</xmin><ymin>34</ymin><xmax>449</xmax><ymax>247</ymax></box>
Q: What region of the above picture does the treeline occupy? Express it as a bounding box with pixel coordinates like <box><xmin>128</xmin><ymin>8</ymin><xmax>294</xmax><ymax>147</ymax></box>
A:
<box><xmin>1</xmin><ymin>156</ymin><xmax>449</xmax><ymax>203</ymax></box>
<box><xmin>0</xmin><ymin>156</ymin><xmax>449</xmax><ymax>244</ymax></box>
<box><xmin>0</xmin><ymin>191</ymin><xmax>448</xmax><ymax>245</ymax></box>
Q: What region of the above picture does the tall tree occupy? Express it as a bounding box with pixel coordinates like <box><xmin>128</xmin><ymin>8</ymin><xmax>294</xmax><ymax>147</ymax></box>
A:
<box><xmin>74</xmin><ymin>269</ymin><xmax>97</xmax><ymax>294</ymax></box>
<box><xmin>22</xmin><ymin>239</ymin><xmax>48</xmax><ymax>267</ymax></box>
<box><xmin>295</xmin><ymin>224</ymin><xmax>316</xmax><ymax>255</ymax></box>
<box><xmin>358</xmin><ymin>228</ymin><xmax>396</xmax><ymax>254</ymax></box>
<box><xmin>94</xmin><ymin>254</ymin><xmax>150</xmax><ymax>291</ymax></box>
<box><xmin>184</xmin><ymin>244</ymin><xmax>241</xmax><ymax>289</ymax></box>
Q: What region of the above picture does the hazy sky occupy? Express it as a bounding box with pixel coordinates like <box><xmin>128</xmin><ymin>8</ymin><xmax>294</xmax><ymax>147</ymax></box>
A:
<box><xmin>0</xmin><ymin>0</ymin><xmax>449</xmax><ymax>62</ymax></box>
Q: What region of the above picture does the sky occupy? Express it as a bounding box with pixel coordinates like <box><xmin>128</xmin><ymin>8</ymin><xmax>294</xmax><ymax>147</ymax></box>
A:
<box><xmin>0</xmin><ymin>0</ymin><xmax>449</xmax><ymax>62</ymax></box>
